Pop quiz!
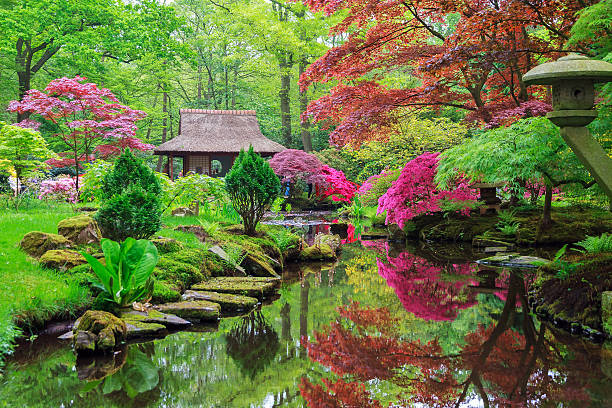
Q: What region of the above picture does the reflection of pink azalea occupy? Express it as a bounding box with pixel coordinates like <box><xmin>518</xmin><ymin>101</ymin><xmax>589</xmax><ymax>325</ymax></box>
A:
<box><xmin>377</xmin><ymin>250</ymin><xmax>477</xmax><ymax>321</ymax></box>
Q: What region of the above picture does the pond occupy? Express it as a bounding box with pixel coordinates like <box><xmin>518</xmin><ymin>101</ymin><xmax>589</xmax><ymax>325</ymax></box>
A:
<box><xmin>1</xmin><ymin>240</ymin><xmax>611</xmax><ymax>407</ymax></box>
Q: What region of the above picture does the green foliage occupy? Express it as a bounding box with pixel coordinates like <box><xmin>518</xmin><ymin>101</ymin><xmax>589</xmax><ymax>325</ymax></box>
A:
<box><xmin>163</xmin><ymin>172</ymin><xmax>227</xmax><ymax>212</ymax></box>
<box><xmin>575</xmin><ymin>233</ymin><xmax>612</xmax><ymax>254</ymax></box>
<box><xmin>358</xmin><ymin>168</ymin><xmax>401</xmax><ymax>207</ymax></box>
<box><xmin>96</xmin><ymin>149</ymin><xmax>162</xmax><ymax>241</ymax></box>
<box><xmin>79</xmin><ymin>160</ymin><xmax>114</xmax><ymax>202</ymax></box>
<box><xmin>155</xmin><ymin>258</ymin><xmax>204</xmax><ymax>291</ymax></box>
<box><xmin>496</xmin><ymin>210</ymin><xmax>520</xmax><ymax>236</ymax></box>
<box><xmin>81</xmin><ymin>238</ymin><xmax>159</xmax><ymax>307</ymax></box>
<box><xmin>568</xmin><ymin>0</ymin><xmax>612</xmax><ymax>60</ymax></box>
<box><xmin>224</xmin><ymin>146</ymin><xmax>280</xmax><ymax>236</ymax></box>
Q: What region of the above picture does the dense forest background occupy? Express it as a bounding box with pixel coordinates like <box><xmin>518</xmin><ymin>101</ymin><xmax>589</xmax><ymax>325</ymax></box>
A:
<box><xmin>0</xmin><ymin>0</ymin><xmax>340</xmax><ymax>152</ymax></box>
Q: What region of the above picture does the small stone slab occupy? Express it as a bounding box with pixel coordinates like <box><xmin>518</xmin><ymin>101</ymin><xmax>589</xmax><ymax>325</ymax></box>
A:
<box><xmin>484</xmin><ymin>246</ymin><xmax>511</xmax><ymax>253</ymax></box>
<box><xmin>58</xmin><ymin>331</ymin><xmax>74</xmax><ymax>340</ymax></box>
<box><xmin>157</xmin><ymin>300</ymin><xmax>220</xmax><ymax>322</ymax></box>
<box><xmin>183</xmin><ymin>290</ymin><xmax>259</xmax><ymax>312</ymax></box>
<box><xmin>192</xmin><ymin>277</ymin><xmax>280</xmax><ymax>299</ymax></box>
<box><xmin>476</xmin><ymin>255</ymin><xmax>549</xmax><ymax>269</ymax></box>
<box><xmin>124</xmin><ymin>321</ymin><xmax>167</xmax><ymax>340</ymax></box>
<box><xmin>121</xmin><ymin>309</ymin><xmax>191</xmax><ymax>329</ymax></box>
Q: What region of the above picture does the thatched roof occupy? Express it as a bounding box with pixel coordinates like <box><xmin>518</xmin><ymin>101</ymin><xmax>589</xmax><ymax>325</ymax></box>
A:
<box><xmin>154</xmin><ymin>109</ymin><xmax>286</xmax><ymax>155</ymax></box>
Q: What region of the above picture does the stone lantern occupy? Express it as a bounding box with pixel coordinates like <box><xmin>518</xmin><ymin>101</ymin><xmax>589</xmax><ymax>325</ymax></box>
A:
<box><xmin>523</xmin><ymin>53</ymin><xmax>612</xmax><ymax>200</ymax></box>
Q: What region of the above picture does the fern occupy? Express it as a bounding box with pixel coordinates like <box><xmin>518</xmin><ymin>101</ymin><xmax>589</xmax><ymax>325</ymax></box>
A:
<box><xmin>575</xmin><ymin>233</ymin><xmax>612</xmax><ymax>254</ymax></box>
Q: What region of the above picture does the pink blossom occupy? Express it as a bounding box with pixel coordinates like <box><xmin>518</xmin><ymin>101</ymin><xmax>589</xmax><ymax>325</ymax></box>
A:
<box><xmin>38</xmin><ymin>177</ymin><xmax>79</xmax><ymax>203</ymax></box>
<box><xmin>377</xmin><ymin>152</ymin><xmax>477</xmax><ymax>228</ymax></box>
<box><xmin>318</xmin><ymin>165</ymin><xmax>358</xmax><ymax>202</ymax></box>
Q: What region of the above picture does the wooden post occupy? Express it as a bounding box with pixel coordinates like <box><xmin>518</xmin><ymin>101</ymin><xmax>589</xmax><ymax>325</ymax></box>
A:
<box><xmin>169</xmin><ymin>155</ymin><xmax>174</xmax><ymax>181</ymax></box>
<box><xmin>184</xmin><ymin>155</ymin><xmax>190</xmax><ymax>176</ymax></box>
<box><xmin>208</xmin><ymin>154</ymin><xmax>212</xmax><ymax>175</ymax></box>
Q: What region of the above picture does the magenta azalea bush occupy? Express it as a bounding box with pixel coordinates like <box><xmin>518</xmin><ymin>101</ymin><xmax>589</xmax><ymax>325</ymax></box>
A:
<box><xmin>39</xmin><ymin>177</ymin><xmax>78</xmax><ymax>203</ymax></box>
<box><xmin>268</xmin><ymin>149</ymin><xmax>326</xmax><ymax>185</ymax></box>
<box><xmin>319</xmin><ymin>165</ymin><xmax>358</xmax><ymax>203</ymax></box>
<box><xmin>377</xmin><ymin>152</ymin><xmax>477</xmax><ymax>228</ymax></box>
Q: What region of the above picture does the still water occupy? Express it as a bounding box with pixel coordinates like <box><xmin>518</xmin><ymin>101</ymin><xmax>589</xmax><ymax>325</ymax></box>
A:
<box><xmin>1</xmin><ymin>241</ymin><xmax>611</xmax><ymax>407</ymax></box>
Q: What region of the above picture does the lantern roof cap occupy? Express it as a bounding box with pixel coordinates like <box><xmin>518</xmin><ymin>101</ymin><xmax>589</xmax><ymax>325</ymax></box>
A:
<box><xmin>523</xmin><ymin>53</ymin><xmax>612</xmax><ymax>85</ymax></box>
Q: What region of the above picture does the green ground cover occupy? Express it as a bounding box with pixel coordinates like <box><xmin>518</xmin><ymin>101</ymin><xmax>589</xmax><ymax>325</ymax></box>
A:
<box><xmin>0</xmin><ymin>202</ymin><xmax>90</xmax><ymax>363</ymax></box>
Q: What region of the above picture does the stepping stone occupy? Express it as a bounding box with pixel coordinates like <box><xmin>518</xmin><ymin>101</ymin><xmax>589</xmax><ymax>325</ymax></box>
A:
<box><xmin>476</xmin><ymin>254</ymin><xmax>549</xmax><ymax>269</ymax></box>
<box><xmin>192</xmin><ymin>277</ymin><xmax>280</xmax><ymax>299</ymax></box>
<box><xmin>484</xmin><ymin>246</ymin><xmax>510</xmax><ymax>253</ymax></box>
<box><xmin>121</xmin><ymin>309</ymin><xmax>191</xmax><ymax>329</ymax></box>
<box><xmin>124</xmin><ymin>321</ymin><xmax>167</xmax><ymax>340</ymax></box>
<box><xmin>157</xmin><ymin>300</ymin><xmax>220</xmax><ymax>322</ymax></box>
<box><xmin>183</xmin><ymin>290</ymin><xmax>259</xmax><ymax>313</ymax></box>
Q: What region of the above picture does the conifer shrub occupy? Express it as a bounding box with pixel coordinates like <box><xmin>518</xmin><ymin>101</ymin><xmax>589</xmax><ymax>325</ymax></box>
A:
<box><xmin>225</xmin><ymin>146</ymin><xmax>280</xmax><ymax>236</ymax></box>
<box><xmin>95</xmin><ymin>149</ymin><xmax>162</xmax><ymax>241</ymax></box>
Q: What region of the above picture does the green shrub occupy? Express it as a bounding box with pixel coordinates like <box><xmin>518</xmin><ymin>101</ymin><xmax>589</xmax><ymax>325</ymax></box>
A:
<box><xmin>575</xmin><ymin>233</ymin><xmax>612</xmax><ymax>254</ymax></box>
<box><xmin>225</xmin><ymin>146</ymin><xmax>280</xmax><ymax>236</ymax></box>
<box><xmin>81</xmin><ymin>238</ymin><xmax>158</xmax><ymax>307</ymax></box>
<box><xmin>358</xmin><ymin>168</ymin><xmax>401</xmax><ymax>207</ymax></box>
<box><xmin>95</xmin><ymin>149</ymin><xmax>162</xmax><ymax>241</ymax></box>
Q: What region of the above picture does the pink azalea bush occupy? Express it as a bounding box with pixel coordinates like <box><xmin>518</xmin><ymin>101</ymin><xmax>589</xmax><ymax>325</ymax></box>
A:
<box><xmin>268</xmin><ymin>149</ymin><xmax>326</xmax><ymax>185</ymax></box>
<box><xmin>319</xmin><ymin>165</ymin><xmax>358</xmax><ymax>203</ymax></box>
<box><xmin>39</xmin><ymin>177</ymin><xmax>78</xmax><ymax>203</ymax></box>
<box><xmin>377</xmin><ymin>152</ymin><xmax>477</xmax><ymax>228</ymax></box>
<box><xmin>523</xmin><ymin>179</ymin><xmax>562</xmax><ymax>203</ymax></box>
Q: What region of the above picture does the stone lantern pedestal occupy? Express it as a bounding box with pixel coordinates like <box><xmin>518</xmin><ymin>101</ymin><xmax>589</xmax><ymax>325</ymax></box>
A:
<box><xmin>523</xmin><ymin>54</ymin><xmax>612</xmax><ymax>200</ymax></box>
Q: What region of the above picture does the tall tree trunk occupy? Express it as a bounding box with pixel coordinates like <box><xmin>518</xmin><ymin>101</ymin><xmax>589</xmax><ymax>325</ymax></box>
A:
<box><xmin>156</xmin><ymin>90</ymin><xmax>169</xmax><ymax>172</ymax></box>
<box><xmin>298</xmin><ymin>60</ymin><xmax>312</xmax><ymax>152</ymax></box>
<box><xmin>540</xmin><ymin>183</ymin><xmax>553</xmax><ymax>229</ymax></box>
<box><xmin>197</xmin><ymin>64</ymin><xmax>203</xmax><ymax>104</ymax></box>
<box><xmin>279</xmin><ymin>56</ymin><xmax>292</xmax><ymax>147</ymax></box>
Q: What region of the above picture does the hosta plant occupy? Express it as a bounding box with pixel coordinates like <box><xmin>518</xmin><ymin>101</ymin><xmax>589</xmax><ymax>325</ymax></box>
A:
<box><xmin>82</xmin><ymin>238</ymin><xmax>159</xmax><ymax>307</ymax></box>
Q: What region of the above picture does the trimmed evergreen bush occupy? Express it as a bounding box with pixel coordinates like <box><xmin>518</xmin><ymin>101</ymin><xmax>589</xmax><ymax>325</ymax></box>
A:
<box><xmin>95</xmin><ymin>149</ymin><xmax>162</xmax><ymax>241</ymax></box>
<box><xmin>225</xmin><ymin>146</ymin><xmax>280</xmax><ymax>236</ymax></box>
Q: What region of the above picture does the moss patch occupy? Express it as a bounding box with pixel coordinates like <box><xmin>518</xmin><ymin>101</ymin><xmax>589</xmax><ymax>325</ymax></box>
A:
<box><xmin>39</xmin><ymin>249</ymin><xmax>86</xmax><ymax>271</ymax></box>
<box><xmin>532</xmin><ymin>252</ymin><xmax>612</xmax><ymax>331</ymax></box>
<box><xmin>154</xmin><ymin>258</ymin><xmax>204</xmax><ymax>291</ymax></box>
<box><xmin>151</xmin><ymin>280</ymin><xmax>181</xmax><ymax>304</ymax></box>
<box><xmin>150</xmin><ymin>237</ymin><xmax>185</xmax><ymax>254</ymax></box>
<box><xmin>20</xmin><ymin>231</ymin><xmax>72</xmax><ymax>258</ymax></box>
<box><xmin>57</xmin><ymin>215</ymin><xmax>101</xmax><ymax>244</ymax></box>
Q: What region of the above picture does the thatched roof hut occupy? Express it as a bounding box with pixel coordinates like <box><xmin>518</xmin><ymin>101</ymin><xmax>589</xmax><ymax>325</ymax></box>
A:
<box><xmin>154</xmin><ymin>109</ymin><xmax>285</xmax><ymax>178</ymax></box>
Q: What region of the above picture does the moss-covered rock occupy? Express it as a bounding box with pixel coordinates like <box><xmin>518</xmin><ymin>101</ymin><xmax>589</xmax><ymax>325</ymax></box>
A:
<box><xmin>120</xmin><ymin>309</ymin><xmax>191</xmax><ymax>329</ymax></box>
<box><xmin>73</xmin><ymin>310</ymin><xmax>126</xmax><ymax>354</ymax></box>
<box><xmin>299</xmin><ymin>243</ymin><xmax>336</xmax><ymax>261</ymax></box>
<box><xmin>243</xmin><ymin>253</ymin><xmax>280</xmax><ymax>278</ymax></box>
<box><xmin>150</xmin><ymin>237</ymin><xmax>185</xmax><ymax>254</ymax></box>
<box><xmin>40</xmin><ymin>249</ymin><xmax>87</xmax><ymax>270</ymax></box>
<box><xmin>151</xmin><ymin>280</ymin><xmax>181</xmax><ymax>304</ymax></box>
<box><xmin>58</xmin><ymin>215</ymin><xmax>101</xmax><ymax>245</ymax></box>
<box><xmin>157</xmin><ymin>300</ymin><xmax>220</xmax><ymax>321</ymax></box>
<box><xmin>192</xmin><ymin>277</ymin><xmax>279</xmax><ymax>299</ymax></box>
<box><xmin>314</xmin><ymin>234</ymin><xmax>341</xmax><ymax>254</ymax></box>
<box><xmin>163</xmin><ymin>247</ymin><xmax>226</xmax><ymax>277</ymax></box>
<box><xmin>154</xmin><ymin>257</ymin><xmax>204</xmax><ymax>291</ymax></box>
<box><xmin>183</xmin><ymin>290</ymin><xmax>258</xmax><ymax>313</ymax></box>
<box><xmin>20</xmin><ymin>231</ymin><xmax>72</xmax><ymax>258</ymax></box>
<box><xmin>123</xmin><ymin>320</ymin><xmax>167</xmax><ymax>340</ymax></box>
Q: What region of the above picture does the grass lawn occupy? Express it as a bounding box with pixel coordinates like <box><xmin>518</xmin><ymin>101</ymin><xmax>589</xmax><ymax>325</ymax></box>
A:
<box><xmin>0</xmin><ymin>202</ymin><xmax>90</xmax><ymax>363</ymax></box>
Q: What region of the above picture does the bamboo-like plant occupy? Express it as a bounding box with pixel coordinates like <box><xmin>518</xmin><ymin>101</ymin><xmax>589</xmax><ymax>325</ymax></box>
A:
<box><xmin>82</xmin><ymin>238</ymin><xmax>159</xmax><ymax>307</ymax></box>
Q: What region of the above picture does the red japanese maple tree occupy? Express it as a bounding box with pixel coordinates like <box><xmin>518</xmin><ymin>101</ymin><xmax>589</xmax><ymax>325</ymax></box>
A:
<box><xmin>268</xmin><ymin>149</ymin><xmax>326</xmax><ymax>185</ymax></box>
<box><xmin>8</xmin><ymin>76</ymin><xmax>149</xmax><ymax>192</ymax></box>
<box><xmin>298</xmin><ymin>0</ymin><xmax>589</xmax><ymax>146</ymax></box>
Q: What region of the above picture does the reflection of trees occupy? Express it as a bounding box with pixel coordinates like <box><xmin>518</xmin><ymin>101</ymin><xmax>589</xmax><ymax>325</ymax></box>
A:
<box><xmin>376</xmin><ymin>249</ymin><xmax>477</xmax><ymax>321</ymax></box>
<box><xmin>300</xmin><ymin>273</ymin><xmax>604</xmax><ymax>407</ymax></box>
<box><xmin>226</xmin><ymin>311</ymin><xmax>280</xmax><ymax>379</ymax></box>
<box><xmin>78</xmin><ymin>344</ymin><xmax>161</xmax><ymax>405</ymax></box>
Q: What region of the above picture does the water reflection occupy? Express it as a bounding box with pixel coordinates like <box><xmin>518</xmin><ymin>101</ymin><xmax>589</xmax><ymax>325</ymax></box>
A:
<box><xmin>1</xmin><ymin>243</ymin><xmax>611</xmax><ymax>407</ymax></box>
<box><xmin>226</xmin><ymin>311</ymin><xmax>280</xmax><ymax>379</ymax></box>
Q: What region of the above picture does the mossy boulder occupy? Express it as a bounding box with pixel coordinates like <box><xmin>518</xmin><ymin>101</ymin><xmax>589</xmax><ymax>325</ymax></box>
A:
<box><xmin>157</xmin><ymin>300</ymin><xmax>220</xmax><ymax>322</ymax></box>
<box><xmin>154</xmin><ymin>257</ymin><xmax>204</xmax><ymax>291</ymax></box>
<box><xmin>183</xmin><ymin>290</ymin><xmax>258</xmax><ymax>313</ymax></box>
<box><xmin>123</xmin><ymin>320</ymin><xmax>167</xmax><ymax>340</ymax></box>
<box><xmin>73</xmin><ymin>310</ymin><xmax>127</xmax><ymax>354</ymax></box>
<box><xmin>299</xmin><ymin>243</ymin><xmax>336</xmax><ymax>261</ymax></box>
<box><xmin>20</xmin><ymin>231</ymin><xmax>72</xmax><ymax>258</ymax></box>
<box><xmin>314</xmin><ymin>234</ymin><xmax>341</xmax><ymax>254</ymax></box>
<box><xmin>192</xmin><ymin>277</ymin><xmax>279</xmax><ymax>299</ymax></box>
<box><xmin>40</xmin><ymin>249</ymin><xmax>87</xmax><ymax>270</ymax></box>
<box><xmin>58</xmin><ymin>215</ymin><xmax>101</xmax><ymax>245</ymax></box>
<box><xmin>243</xmin><ymin>253</ymin><xmax>280</xmax><ymax>278</ymax></box>
<box><xmin>150</xmin><ymin>237</ymin><xmax>185</xmax><ymax>254</ymax></box>
<box><xmin>151</xmin><ymin>280</ymin><xmax>181</xmax><ymax>304</ymax></box>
